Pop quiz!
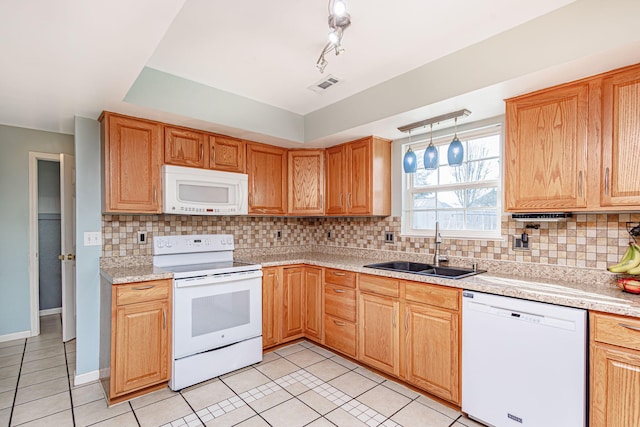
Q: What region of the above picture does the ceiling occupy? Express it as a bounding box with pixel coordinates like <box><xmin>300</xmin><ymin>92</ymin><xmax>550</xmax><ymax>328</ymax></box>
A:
<box><xmin>1</xmin><ymin>0</ymin><xmax>639</xmax><ymax>146</ymax></box>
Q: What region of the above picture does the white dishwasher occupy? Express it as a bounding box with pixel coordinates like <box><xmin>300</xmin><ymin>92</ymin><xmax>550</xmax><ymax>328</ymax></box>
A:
<box><xmin>462</xmin><ymin>291</ymin><xmax>587</xmax><ymax>427</ymax></box>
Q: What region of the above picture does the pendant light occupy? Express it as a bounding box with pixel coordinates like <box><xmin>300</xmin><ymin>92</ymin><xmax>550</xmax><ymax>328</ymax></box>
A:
<box><xmin>423</xmin><ymin>124</ymin><xmax>438</xmax><ymax>170</ymax></box>
<box><xmin>402</xmin><ymin>130</ymin><xmax>417</xmax><ymax>173</ymax></box>
<box><xmin>447</xmin><ymin>117</ymin><xmax>464</xmax><ymax>167</ymax></box>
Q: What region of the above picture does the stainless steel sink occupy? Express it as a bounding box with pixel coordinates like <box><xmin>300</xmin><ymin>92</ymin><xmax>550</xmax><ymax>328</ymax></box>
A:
<box><xmin>364</xmin><ymin>261</ymin><xmax>485</xmax><ymax>279</ymax></box>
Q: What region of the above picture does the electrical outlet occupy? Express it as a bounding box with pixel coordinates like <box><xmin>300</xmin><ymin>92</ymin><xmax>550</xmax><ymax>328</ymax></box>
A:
<box><xmin>83</xmin><ymin>231</ymin><xmax>102</xmax><ymax>246</ymax></box>
<box><xmin>137</xmin><ymin>231</ymin><xmax>148</xmax><ymax>244</ymax></box>
<box><xmin>385</xmin><ymin>232</ymin><xmax>395</xmax><ymax>243</ymax></box>
<box><xmin>276</xmin><ymin>230</ymin><xmax>282</xmax><ymax>240</ymax></box>
<box><xmin>513</xmin><ymin>235</ymin><xmax>530</xmax><ymax>251</ymax></box>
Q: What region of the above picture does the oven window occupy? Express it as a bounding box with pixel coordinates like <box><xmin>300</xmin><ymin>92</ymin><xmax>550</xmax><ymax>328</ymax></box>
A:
<box><xmin>179</xmin><ymin>183</ymin><xmax>230</xmax><ymax>204</ymax></box>
<box><xmin>191</xmin><ymin>290</ymin><xmax>250</xmax><ymax>337</ymax></box>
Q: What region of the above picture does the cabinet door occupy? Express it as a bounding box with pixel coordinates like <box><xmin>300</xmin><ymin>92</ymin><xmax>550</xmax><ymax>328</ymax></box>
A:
<box><xmin>304</xmin><ymin>267</ymin><xmax>323</xmax><ymax>340</ymax></box>
<box><xmin>403</xmin><ymin>302</ymin><xmax>460</xmax><ymax>404</ymax></box>
<box><xmin>262</xmin><ymin>267</ymin><xmax>281</xmax><ymax>349</ymax></box>
<box><xmin>601</xmin><ymin>66</ymin><xmax>640</xmax><ymax>207</ymax></box>
<box><xmin>247</xmin><ymin>143</ymin><xmax>287</xmax><ymax>215</ymax></box>
<box><xmin>113</xmin><ymin>300</ymin><xmax>169</xmax><ymax>396</ymax></box>
<box><xmin>209</xmin><ymin>136</ymin><xmax>245</xmax><ymax>173</ymax></box>
<box><xmin>325</xmin><ymin>145</ymin><xmax>347</xmax><ymax>215</ymax></box>
<box><xmin>358</xmin><ymin>293</ymin><xmax>399</xmax><ymax>376</ymax></box>
<box><xmin>347</xmin><ymin>139</ymin><xmax>373</xmax><ymax>214</ymax></box>
<box><xmin>164</xmin><ymin>126</ymin><xmax>206</xmax><ymax>168</ymax></box>
<box><xmin>282</xmin><ymin>267</ymin><xmax>304</xmax><ymax>340</ymax></box>
<box><xmin>102</xmin><ymin>114</ymin><xmax>163</xmax><ymax>213</ymax></box>
<box><xmin>504</xmin><ymin>83</ymin><xmax>589</xmax><ymax>211</ymax></box>
<box><xmin>288</xmin><ymin>150</ymin><xmax>325</xmax><ymax>215</ymax></box>
<box><xmin>591</xmin><ymin>344</ymin><xmax>640</xmax><ymax>427</ymax></box>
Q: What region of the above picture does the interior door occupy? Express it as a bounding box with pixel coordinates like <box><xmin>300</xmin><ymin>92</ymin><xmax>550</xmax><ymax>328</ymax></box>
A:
<box><xmin>60</xmin><ymin>154</ymin><xmax>76</xmax><ymax>342</ymax></box>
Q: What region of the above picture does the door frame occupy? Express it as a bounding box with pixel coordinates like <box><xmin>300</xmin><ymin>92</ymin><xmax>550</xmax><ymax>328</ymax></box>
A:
<box><xmin>28</xmin><ymin>152</ymin><xmax>63</xmax><ymax>337</ymax></box>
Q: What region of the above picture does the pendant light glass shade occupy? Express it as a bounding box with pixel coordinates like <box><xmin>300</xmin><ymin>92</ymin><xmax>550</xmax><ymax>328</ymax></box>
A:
<box><xmin>447</xmin><ymin>118</ymin><xmax>464</xmax><ymax>167</ymax></box>
<box><xmin>403</xmin><ymin>147</ymin><xmax>417</xmax><ymax>173</ymax></box>
<box><xmin>424</xmin><ymin>124</ymin><xmax>438</xmax><ymax>170</ymax></box>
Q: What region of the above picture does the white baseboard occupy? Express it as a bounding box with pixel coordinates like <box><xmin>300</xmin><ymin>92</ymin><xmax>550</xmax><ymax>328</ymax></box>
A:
<box><xmin>40</xmin><ymin>307</ymin><xmax>62</xmax><ymax>316</ymax></box>
<box><xmin>0</xmin><ymin>330</ymin><xmax>30</xmax><ymax>343</ymax></box>
<box><xmin>74</xmin><ymin>369</ymin><xmax>100</xmax><ymax>386</ymax></box>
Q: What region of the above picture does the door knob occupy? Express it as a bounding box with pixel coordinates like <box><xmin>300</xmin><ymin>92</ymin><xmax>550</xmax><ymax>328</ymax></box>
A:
<box><xmin>67</xmin><ymin>254</ymin><xmax>75</xmax><ymax>261</ymax></box>
<box><xmin>58</xmin><ymin>254</ymin><xmax>64</xmax><ymax>261</ymax></box>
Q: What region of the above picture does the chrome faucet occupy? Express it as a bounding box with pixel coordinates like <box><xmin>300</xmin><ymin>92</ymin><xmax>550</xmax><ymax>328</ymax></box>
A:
<box><xmin>434</xmin><ymin>221</ymin><xmax>442</xmax><ymax>267</ymax></box>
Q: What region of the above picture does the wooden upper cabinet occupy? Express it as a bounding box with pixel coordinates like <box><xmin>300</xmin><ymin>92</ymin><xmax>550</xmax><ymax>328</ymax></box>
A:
<box><xmin>288</xmin><ymin>150</ymin><xmax>325</xmax><ymax>215</ymax></box>
<box><xmin>504</xmin><ymin>82</ymin><xmax>589</xmax><ymax>211</ymax></box>
<box><xmin>325</xmin><ymin>145</ymin><xmax>347</xmax><ymax>215</ymax></box>
<box><xmin>164</xmin><ymin>126</ymin><xmax>207</xmax><ymax>168</ymax></box>
<box><xmin>326</xmin><ymin>136</ymin><xmax>391</xmax><ymax>216</ymax></box>
<box><xmin>209</xmin><ymin>135</ymin><xmax>245</xmax><ymax>173</ymax></box>
<box><xmin>101</xmin><ymin>112</ymin><xmax>163</xmax><ymax>213</ymax></box>
<box><xmin>601</xmin><ymin>65</ymin><xmax>640</xmax><ymax>207</ymax></box>
<box><xmin>246</xmin><ymin>143</ymin><xmax>287</xmax><ymax>215</ymax></box>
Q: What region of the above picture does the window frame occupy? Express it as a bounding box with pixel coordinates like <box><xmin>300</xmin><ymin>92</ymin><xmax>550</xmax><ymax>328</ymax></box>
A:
<box><xmin>401</xmin><ymin>124</ymin><xmax>503</xmax><ymax>240</ymax></box>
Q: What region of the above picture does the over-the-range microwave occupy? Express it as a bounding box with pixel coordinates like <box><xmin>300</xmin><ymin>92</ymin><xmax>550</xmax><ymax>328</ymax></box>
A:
<box><xmin>163</xmin><ymin>165</ymin><xmax>248</xmax><ymax>215</ymax></box>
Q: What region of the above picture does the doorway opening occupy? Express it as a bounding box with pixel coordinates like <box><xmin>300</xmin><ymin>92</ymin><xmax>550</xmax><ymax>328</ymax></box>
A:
<box><xmin>28</xmin><ymin>152</ymin><xmax>76</xmax><ymax>342</ymax></box>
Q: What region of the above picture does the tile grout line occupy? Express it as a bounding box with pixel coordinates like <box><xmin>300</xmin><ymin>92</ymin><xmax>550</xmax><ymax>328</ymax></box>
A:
<box><xmin>128</xmin><ymin>401</ymin><xmax>142</xmax><ymax>427</ymax></box>
<box><xmin>178</xmin><ymin>388</ymin><xmax>207</xmax><ymax>427</ymax></box>
<box><xmin>7</xmin><ymin>338</ymin><xmax>27</xmax><ymax>427</ymax></box>
<box><xmin>63</xmin><ymin>339</ymin><xmax>77</xmax><ymax>427</ymax></box>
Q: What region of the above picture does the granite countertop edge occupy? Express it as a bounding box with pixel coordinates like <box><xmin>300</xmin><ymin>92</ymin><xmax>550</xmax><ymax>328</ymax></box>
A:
<box><xmin>100</xmin><ymin>252</ymin><xmax>640</xmax><ymax>318</ymax></box>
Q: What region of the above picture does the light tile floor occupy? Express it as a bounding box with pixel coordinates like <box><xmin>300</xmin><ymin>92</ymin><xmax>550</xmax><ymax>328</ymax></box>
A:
<box><xmin>0</xmin><ymin>315</ymin><xmax>486</xmax><ymax>427</ymax></box>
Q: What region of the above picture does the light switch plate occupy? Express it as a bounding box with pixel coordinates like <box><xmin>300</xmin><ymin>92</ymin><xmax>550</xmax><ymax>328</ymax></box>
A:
<box><xmin>84</xmin><ymin>231</ymin><xmax>102</xmax><ymax>246</ymax></box>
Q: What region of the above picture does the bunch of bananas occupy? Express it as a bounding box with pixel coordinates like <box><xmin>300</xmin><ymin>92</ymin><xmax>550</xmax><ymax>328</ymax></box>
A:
<box><xmin>608</xmin><ymin>243</ymin><xmax>640</xmax><ymax>274</ymax></box>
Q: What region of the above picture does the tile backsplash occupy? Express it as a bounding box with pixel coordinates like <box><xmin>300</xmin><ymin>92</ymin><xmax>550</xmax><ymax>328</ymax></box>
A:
<box><xmin>102</xmin><ymin>213</ymin><xmax>640</xmax><ymax>270</ymax></box>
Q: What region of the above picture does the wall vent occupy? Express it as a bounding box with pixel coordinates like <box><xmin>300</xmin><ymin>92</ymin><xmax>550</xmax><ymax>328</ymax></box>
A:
<box><xmin>308</xmin><ymin>74</ymin><xmax>343</xmax><ymax>94</ymax></box>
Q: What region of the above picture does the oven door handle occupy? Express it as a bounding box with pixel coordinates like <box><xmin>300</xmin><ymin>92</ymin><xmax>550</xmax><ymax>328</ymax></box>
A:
<box><xmin>174</xmin><ymin>270</ymin><xmax>263</xmax><ymax>287</ymax></box>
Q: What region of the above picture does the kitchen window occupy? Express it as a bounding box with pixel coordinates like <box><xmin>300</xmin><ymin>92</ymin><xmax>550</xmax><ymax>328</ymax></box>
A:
<box><xmin>402</xmin><ymin>124</ymin><xmax>502</xmax><ymax>239</ymax></box>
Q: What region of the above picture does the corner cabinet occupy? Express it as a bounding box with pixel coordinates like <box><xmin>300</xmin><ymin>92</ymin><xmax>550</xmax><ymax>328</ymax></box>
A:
<box><xmin>590</xmin><ymin>312</ymin><xmax>640</xmax><ymax>427</ymax></box>
<box><xmin>100</xmin><ymin>112</ymin><xmax>163</xmax><ymax>213</ymax></box>
<box><xmin>247</xmin><ymin>142</ymin><xmax>288</xmax><ymax>215</ymax></box>
<box><xmin>505</xmin><ymin>62</ymin><xmax>640</xmax><ymax>212</ymax></box>
<box><xmin>325</xmin><ymin>136</ymin><xmax>391</xmax><ymax>216</ymax></box>
<box><xmin>100</xmin><ymin>278</ymin><xmax>172</xmax><ymax>405</ymax></box>
<box><xmin>288</xmin><ymin>150</ymin><xmax>325</xmax><ymax>216</ymax></box>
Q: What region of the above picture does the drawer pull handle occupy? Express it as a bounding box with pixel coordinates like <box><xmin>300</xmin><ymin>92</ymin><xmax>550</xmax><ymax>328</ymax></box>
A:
<box><xmin>333</xmin><ymin>320</ymin><xmax>346</xmax><ymax>326</ymax></box>
<box><xmin>619</xmin><ymin>323</ymin><xmax>640</xmax><ymax>332</ymax></box>
<box><xmin>332</xmin><ymin>272</ymin><xmax>346</xmax><ymax>276</ymax></box>
<box><xmin>405</xmin><ymin>312</ymin><xmax>409</xmax><ymax>335</ymax></box>
<box><xmin>163</xmin><ymin>308</ymin><xmax>166</xmax><ymax>330</ymax></box>
<box><xmin>199</xmin><ymin>143</ymin><xmax>204</xmax><ymax>161</ymax></box>
<box><xmin>605</xmin><ymin>167</ymin><xmax>610</xmax><ymax>196</ymax></box>
<box><xmin>333</xmin><ymin>289</ymin><xmax>346</xmax><ymax>293</ymax></box>
<box><xmin>132</xmin><ymin>285</ymin><xmax>155</xmax><ymax>291</ymax></box>
<box><xmin>392</xmin><ymin>308</ymin><xmax>397</xmax><ymax>329</ymax></box>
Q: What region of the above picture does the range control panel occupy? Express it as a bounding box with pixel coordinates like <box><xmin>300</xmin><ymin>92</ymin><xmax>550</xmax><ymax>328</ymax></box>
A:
<box><xmin>153</xmin><ymin>234</ymin><xmax>235</xmax><ymax>255</ymax></box>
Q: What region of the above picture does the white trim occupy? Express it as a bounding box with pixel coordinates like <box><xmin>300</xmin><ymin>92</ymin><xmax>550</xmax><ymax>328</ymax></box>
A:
<box><xmin>40</xmin><ymin>307</ymin><xmax>62</xmax><ymax>316</ymax></box>
<box><xmin>0</xmin><ymin>330</ymin><xmax>30</xmax><ymax>343</ymax></box>
<box><xmin>74</xmin><ymin>369</ymin><xmax>100</xmax><ymax>386</ymax></box>
<box><xmin>28</xmin><ymin>152</ymin><xmax>61</xmax><ymax>339</ymax></box>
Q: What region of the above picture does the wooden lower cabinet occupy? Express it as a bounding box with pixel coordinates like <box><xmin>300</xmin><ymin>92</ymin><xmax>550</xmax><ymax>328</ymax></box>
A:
<box><xmin>402</xmin><ymin>301</ymin><xmax>460</xmax><ymax>404</ymax></box>
<box><xmin>324</xmin><ymin>315</ymin><xmax>357</xmax><ymax>358</ymax></box>
<box><xmin>590</xmin><ymin>312</ymin><xmax>640</xmax><ymax>427</ymax></box>
<box><xmin>262</xmin><ymin>267</ymin><xmax>281</xmax><ymax>348</ymax></box>
<box><xmin>100</xmin><ymin>278</ymin><xmax>171</xmax><ymax>405</ymax></box>
<box><xmin>262</xmin><ymin>266</ymin><xmax>322</xmax><ymax>349</ymax></box>
<box><xmin>303</xmin><ymin>267</ymin><xmax>323</xmax><ymax>341</ymax></box>
<box><xmin>358</xmin><ymin>292</ymin><xmax>400</xmax><ymax>376</ymax></box>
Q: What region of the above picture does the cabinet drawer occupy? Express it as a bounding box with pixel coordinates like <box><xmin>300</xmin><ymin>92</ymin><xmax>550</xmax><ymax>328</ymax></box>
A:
<box><xmin>116</xmin><ymin>280</ymin><xmax>171</xmax><ymax>306</ymax></box>
<box><xmin>404</xmin><ymin>282</ymin><xmax>459</xmax><ymax>310</ymax></box>
<box><xmin>592</xmin><ymin>312</ymin><xmax>640</xmax><ymax>351</ymax></box>
<box><xmin>324</xmin><ymin>284</ymin><xmax>356</xmax><ymax>322</ymax></box>
<box><xmin>324</xmin><ymin>315</ymin><xmax>356</xmax><ymax>358</ymax></box>
<box><xmin>359</xmin><ymin>274</ymin><xmax>399</xmax><ymax>298</ymax></box>
<box><xmin>325</xmin><ymin>268</ymin><xmax>356</xmax><ymax>288</ymax></box>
